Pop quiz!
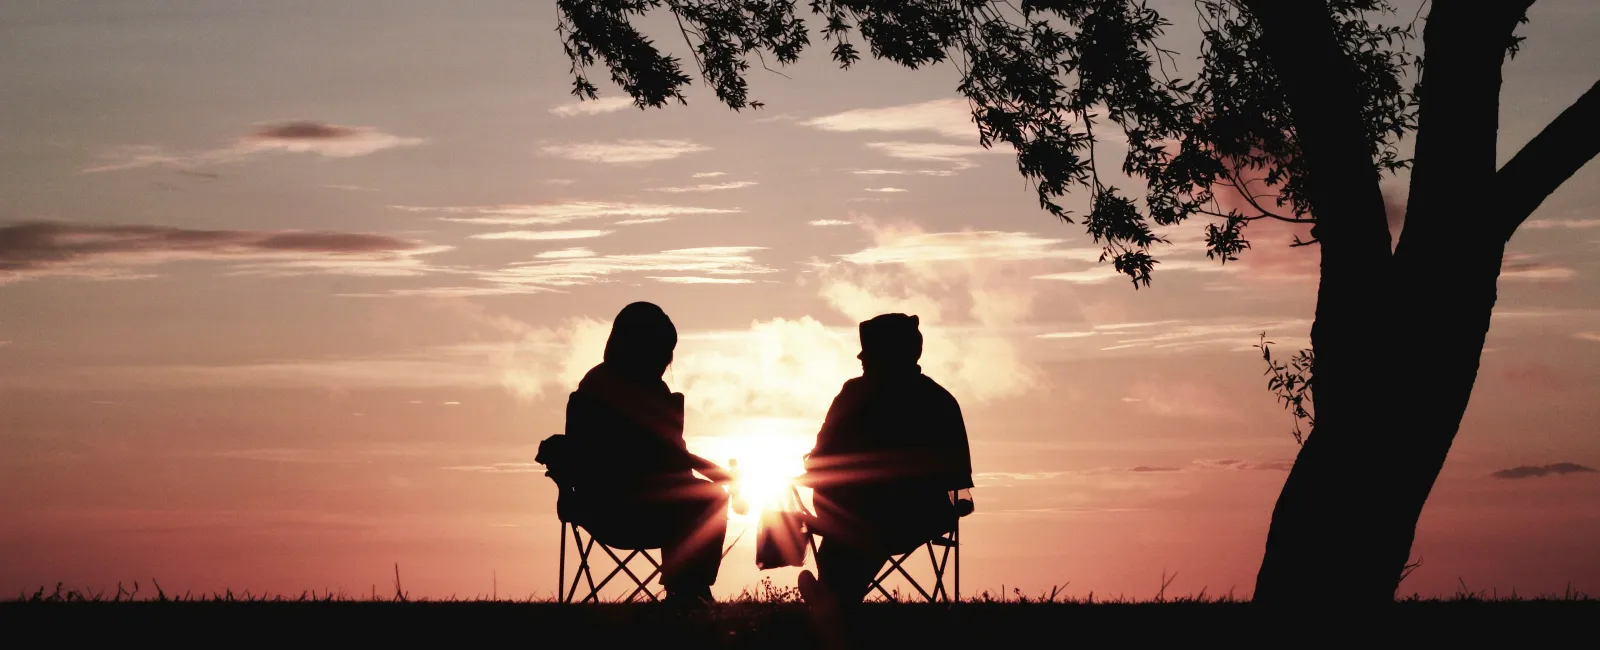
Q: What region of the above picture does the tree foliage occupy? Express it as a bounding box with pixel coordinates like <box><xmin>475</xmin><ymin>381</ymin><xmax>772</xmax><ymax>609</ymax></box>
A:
<box><xmin>554</xmin><ymin>0</ymin><xmax>1419</xmax><ymax>286</ymax></box>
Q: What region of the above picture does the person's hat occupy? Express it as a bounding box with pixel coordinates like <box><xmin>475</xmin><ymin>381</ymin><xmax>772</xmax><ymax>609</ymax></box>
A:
<box><xmin>857</xmin><ymin>313</ymin><xmax>922</xmax><ymax>362</ymax></box>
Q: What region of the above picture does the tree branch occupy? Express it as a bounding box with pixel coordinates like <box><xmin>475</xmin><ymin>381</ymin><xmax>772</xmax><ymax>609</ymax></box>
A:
<box><xmin>1396</xmin><ymin>0</ymin><xmax>1533</xmax><ymax>258</ymax></box>
<box><xmin>1238</xmin><ymin>0</ymin><xmax>1392</xmax><ymax>262</ymax></box>
<box><xmin>1496</xmin><ymin>77</ymin><xmax>1600</xmax><ymax>241</ymax></box>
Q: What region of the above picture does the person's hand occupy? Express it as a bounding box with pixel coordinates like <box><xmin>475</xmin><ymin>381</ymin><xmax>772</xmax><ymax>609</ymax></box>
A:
<box><xmin>687</xmin><ymin>453</ymin><xmax>732</xmax><ymax>484</ymax></box>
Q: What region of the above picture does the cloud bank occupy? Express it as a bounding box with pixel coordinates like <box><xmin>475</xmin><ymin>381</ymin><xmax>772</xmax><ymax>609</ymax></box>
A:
<box><xmin>540</xmin><ymin>140</ymin><xmax>708</xmax><ymax>163</ymax></box>
<box><xmin>802</xmin><ymin>99</ymin><xmax>975</xmax><ymax>139</ymax></box>
<box><xmin>85</xmin><ymin>121</ymin><xmax>423</xmax><ymax>172</ymax></box>
<box><xmin>1491</xmin><ymin>463</ymin><xmax>1596</xmax><ymax>479</ymax></box>
<box><xmin>649</xmin><ymin>181</ymin><xmax>758</xmax><ymax>193</ymax></box>
<box><xmin>393</xmin><ymin>201</ymin><xmax>739</xmax><ymax>226</ymax></box>
<box><xmin>548</xmin><ymin>97</ymin><xmax>635</xmax><ymax>117</ymax></box>
<box><xmin>0</xmin><ymin>220</ymin><xmax>445</xmax><ymax>283</ymax></box>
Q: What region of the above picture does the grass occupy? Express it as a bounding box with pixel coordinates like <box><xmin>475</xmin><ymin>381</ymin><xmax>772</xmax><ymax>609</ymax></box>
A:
<box><xmin>5</xmin><ymin>576</ymin><xmax>1595</xmax><ymax>646</ymax></box>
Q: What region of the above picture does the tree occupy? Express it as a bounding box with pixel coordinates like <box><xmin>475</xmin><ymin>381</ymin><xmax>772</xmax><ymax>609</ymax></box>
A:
<box><xmin>550</xmin><ymin>0</ymin><xmax>1600</xmax><ymax>603</ymax></box>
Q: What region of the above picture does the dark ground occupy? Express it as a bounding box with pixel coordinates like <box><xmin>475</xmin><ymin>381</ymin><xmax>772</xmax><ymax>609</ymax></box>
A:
<box><xmin>4</xmin><ymin>600</ymin><xmax>1597</xmax><ymax>647</ymax></box>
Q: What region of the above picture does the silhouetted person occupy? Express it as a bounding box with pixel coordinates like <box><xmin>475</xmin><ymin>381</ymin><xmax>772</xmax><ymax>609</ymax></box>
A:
<box><xmin>559</xmin><ymin>301</ymin><xmax>731</xmax><ymax>606</ymax></box>
<box><xmin>796</xmin><ymin>313</ymin><xmax>974</xmax><ymax>609</ymax></box>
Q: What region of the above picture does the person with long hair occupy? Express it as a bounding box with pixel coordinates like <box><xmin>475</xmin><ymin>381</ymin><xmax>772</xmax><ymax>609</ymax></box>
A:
<box><xmin>560</xmin><ymin>301</ymin><xmax>731</xmax><ymax>606</ymax></box>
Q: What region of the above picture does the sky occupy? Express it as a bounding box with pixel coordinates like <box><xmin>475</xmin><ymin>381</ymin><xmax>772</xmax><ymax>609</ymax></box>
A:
<box><xmin>2</xmin><ymin>0</ymin><xmax>1598</xmax><ymax>601</ymax></box>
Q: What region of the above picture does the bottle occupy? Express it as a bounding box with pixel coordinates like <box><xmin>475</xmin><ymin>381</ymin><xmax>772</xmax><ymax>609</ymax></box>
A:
<box><xmin>951</xmin><ymin>488</ymin><xmax>974</xmax><ymax>517</ymax></box>
<box><xmin>729</xmin><ymin>458</ymin><xmax>749</xmax><ymax>515</ymax></box>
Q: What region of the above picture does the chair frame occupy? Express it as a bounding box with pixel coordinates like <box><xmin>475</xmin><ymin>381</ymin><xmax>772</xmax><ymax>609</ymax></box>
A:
<box><xmin>866</xmin><ymin>522</ymin><xmax>959</xmax><ymax>603</ymax></box>
<box><xmin>795</xmin><ymin>486</ymin><xmax>963</xmax><ymax>604</ymax></box>
<box><xmin>557</xmin><ymin>520</ymin><xmax>664</xmax><ymax>604</ymax></box>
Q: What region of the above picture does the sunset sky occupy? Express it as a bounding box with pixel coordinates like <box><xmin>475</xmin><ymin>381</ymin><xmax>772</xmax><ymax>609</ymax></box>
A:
<box><xmin>3</xmin><ymin>0</ymin><xmax>1598</xmax><ymax>601</ymax></box>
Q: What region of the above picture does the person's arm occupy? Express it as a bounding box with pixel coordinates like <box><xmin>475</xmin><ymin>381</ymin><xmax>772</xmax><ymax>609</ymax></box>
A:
<box><xmin>941</xmin><ymin>392</ymin><xmax>975</xmax><ymax>490</ymax></box>
<box><xmin>797</xmin><ymin>388</ymin><xmax>851</xmax><ymax>488</ymax></box>
<box><xmin>688</xmin><ymin>452</ymin><xmax>732</xmax><ymax>484</ymax></box>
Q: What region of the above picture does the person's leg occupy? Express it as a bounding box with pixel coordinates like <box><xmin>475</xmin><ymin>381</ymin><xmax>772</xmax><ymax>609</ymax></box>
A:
<box><xmin>813</xmin><ymin>536</ymin><xmax>889</xmax><ymax>605</ymax></box>
<box><xmin>658</xmin><ymin>478</ymin><xmax>729</xmax><ymax>600</ymax></box>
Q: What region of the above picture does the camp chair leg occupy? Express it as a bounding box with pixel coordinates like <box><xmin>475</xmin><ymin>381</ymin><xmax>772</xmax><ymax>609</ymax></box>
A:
<box><xmin>599</xmin><ymin>546</ymin><xmax>652</xmax><ymax>603</ymax></box>
<box><xmin>622</xmin><ymin>551</ymin><xmax>663</xmax><ymax>603</ymax></box>
<box><xmin>928</xmin><ymin>542</ymin><xmax>953</xmax><ymax>602</ymax></box>
<box><xmin>558</xmin><ymin>522</ymin><xmax>670</xmax><ymax>603</ymax></box>
<box><xmin>953</xmin><ymin>523</ymin><xmax>960</xmax><ymax>602</ymax></box>
<box><xmin>568</xmin><ymin>528</ymin><xmax>601</xmax><ymax>603</ymax></box>
<box><xmin>585</xmin><ymin>546</ymin><xmax>641</xmax><ymax>603</ymax></box>
<box><xmin>870</xmin><ymin>564</ymin><xmax>899</xmax><ymax>602</ymax></box>
<box><xmin>866</xmin><ymin>534</ymin><xmax>960</xmax><ymax>604</ymax></box>
<box><xmin>882</xmin><ymin>551</ymin><xmax>934</xmax><ymax>603</ymax></box>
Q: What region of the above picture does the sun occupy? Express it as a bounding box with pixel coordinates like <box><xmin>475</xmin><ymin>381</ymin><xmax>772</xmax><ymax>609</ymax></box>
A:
<box><xmin>689</xmin><ymin>417</ymin><xmax>813</xmax><ymax>521</ymax></box>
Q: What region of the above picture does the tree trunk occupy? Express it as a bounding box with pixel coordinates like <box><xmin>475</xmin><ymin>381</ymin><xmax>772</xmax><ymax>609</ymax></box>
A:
<box><xmin>1248</xmin><ymin>0</ymin><xmax>1534</xmax><ymax>604</ymax></box>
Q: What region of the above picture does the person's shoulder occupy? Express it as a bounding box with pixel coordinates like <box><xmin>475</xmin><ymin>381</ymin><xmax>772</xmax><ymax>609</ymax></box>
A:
<box><xmin>826</xmin><ymin>375</ymin><xmax>868</xmax><ymax>404</ymax></box>
<box><xmin>576</xmin><ymin>363</ymin><xmax>609</xmax><ymax>390</ymax></box>
<box><xmin>917</xmin><ymin>374</ymin><xmax>960</xmax><ymax>403</ymax></box>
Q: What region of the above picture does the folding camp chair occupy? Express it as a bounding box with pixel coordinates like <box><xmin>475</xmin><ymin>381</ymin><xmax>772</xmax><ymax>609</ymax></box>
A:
<box><xmin>796</xmin><ymin>486</ymin><xmax>964</xmax><ymax>603</ymax></box>
<box><xmin>557</xmin><ymin>520</ymin><xmax>664</xmax><ymax>603</ymax></box>
<box><xmin>557</xmin><ymin>515</ymin><xmax>748</xmax><ymax>603</ymax></box>
<box><xmin>865</xmin><ymin>521</ymin><xmax>959</xmax><ymax>603</ymax></box>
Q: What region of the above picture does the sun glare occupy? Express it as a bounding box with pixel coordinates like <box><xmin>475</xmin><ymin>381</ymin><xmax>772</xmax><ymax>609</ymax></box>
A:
<box><xmin>690</xmin><ymin>417</ymin><xmax>813</xmax><ymax>521</ymax></box>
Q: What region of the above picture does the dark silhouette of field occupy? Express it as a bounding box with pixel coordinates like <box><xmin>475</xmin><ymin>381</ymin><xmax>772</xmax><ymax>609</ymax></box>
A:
<box><xmin>7</xmin><ymin>592</ymin><xmax>1596</xmax><ymax>646</ymax></box>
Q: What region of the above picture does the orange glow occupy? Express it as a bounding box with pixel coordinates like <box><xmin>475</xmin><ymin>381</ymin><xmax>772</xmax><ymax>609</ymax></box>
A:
<box><xmin>690</xmin><ymin>418</ymin><xmax>812</xmax><ymax>522</ymax></box>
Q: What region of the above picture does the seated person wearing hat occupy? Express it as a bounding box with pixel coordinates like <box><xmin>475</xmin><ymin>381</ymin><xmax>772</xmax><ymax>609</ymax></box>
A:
<box><xmin>795</xmin><ymin>313</ymin><xmax>975</xmax><ymax>608</ymax></box>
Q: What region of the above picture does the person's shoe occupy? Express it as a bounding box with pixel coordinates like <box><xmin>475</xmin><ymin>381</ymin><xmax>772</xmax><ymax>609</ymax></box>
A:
<box><xmin>798</xmin><ymin>570</ymin><xmax>848</xmax><ymax>649</ymax></box>
<box><xmin>662</xmin><ymin>586</ymin><xmax>714</xmax><ymax>611</ymax></box>
<box><xmin>797</xmin><ymin>570</ymin><xmax>833</xmax><ymax>610</ymax></box>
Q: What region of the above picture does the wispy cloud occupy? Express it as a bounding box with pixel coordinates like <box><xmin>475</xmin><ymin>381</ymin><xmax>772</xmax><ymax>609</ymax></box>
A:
<box><xmin>1122</xmin><ymin>379</ymin><xmax>1238</xmax><ymax>420</ymax></box>
<box><xmin>392</xmin><ymin>201</ymin><xmax>739</xmax><ymax>226</ymax></box>
<box><xmin>535</xmin><ymin>248</ymin><xmax>595</xmax><ymax>259</ymax></box>
<box><xmin>240</xmin><ymin>122</ymin><xmax>420</xmax><ymax>157</ymax></box>
<box><xmin>1501</xmin><ymin>255</ymin><xmax>1576</xmax><ymax>281</ymax></box>
<box><xmin>1491</xmin><ymin>463</ymin><xmax>1597</xmax><ymax>479</ymax></box>
<box><xmin>0</xmin><ymin>220</ymin><xmax>447</xmax><ymax>283</ymax></box>
<box><xmin>802</xmin><ymin>99</ymin><xmax>974</xmax><ymax>139</ymax></box>
<box><xmin>693</xmin><ymin>171</ymin><xmax>727</xmax><ymax>178</ymax></box>
<box><xmin>1037</xmin><ymin>331</ymin><xmax>1098</xmax><ymax>339</ymax></box>
<box><xmin>480</xmin><ymin>247</ymin><xmax>774</xmax><ymax>288</ymax></box>
<box><xmin>467</xmin><ymin>230</ymin><xmax>612</xmax><ymax>241</ymax></box>
<box><xmin>547</xmin><ymin>97</ymin><xmax>634</xmax><ymax>117</ymax></box>
<box><xmin>851</xmin><ymin>168</ymin><xmax>956</xmax><ymax>177</ymax></box>
<box><xmin>443</xmin><ymin>463</ymin><xmax>545</xmax><ymax>473</ymax></box>
<box><xmin>540</xmin><ymin>139</ymin><xmax>708</xmax><ymax>163</ymax></box>
<box><xmin>974</xmin><ymin>471</ymin><xmax>1072</xmax><ymax>482</ymax></box>
<box><xmin>1061</xmin><ymin>317</ymin><xmax>1311</xmax><ymax>353</ymax></box>
<box><xmin>366</xmin><ymin>247</ymin><xmax>774</xmax><ymax>296</ymax></box>
<box><xmin>614</xmin><ymin>218</ymin><xmax>672</xmax><ymax>225</ymax></box>
<box><xmin>85</xmin><ymin>121</ymin><xmax>422</xmax><ymax>173</ymax></box>
<box><xmin>865</xmin><ymin>141</ymin><xmax>1001</xmax><ymax>166</ymax></box>
<box><xmin>809</xmin><ymin>219</ymin><xmax>853</xmax><ymax>227</ymax></box>
<box><xmin>838</xmin><ymin>230</ymin><xmax>1099</xmax><ymax>266</ymax></box>
<box><xmin>814</xmin><ymin>223</ymin><xmax>1056</xmax><ymax>403</ymax></box>
<box><xmin>1576</xmin><ymin>331</ymin><xmax>1600</xmax><ymax>343</ymax></box>
<box><xmin>1191</xmin><ymin>458</ymin><xmax>1294</xmax><ymax>472</ymax></box>
<box><xmin>649</xmin><ymin>181</ymin><xmax>758</xmax><ymax>193</ymax></box>
<box><xmin>1034</xmin><ymin>259</ymin><xmax>1234</xmax><ymax>285</ymax></box>
<box><xmin>649</xmin><ymin>276</ymin><xmax>754</xmax><ymax>284</ymax></box>
<box><xmin>18</xmin><ymin>344</ymin><xmax>514</xmax><ymax>391</ymax></box>
<box><xmin>865</xmin><ymin>187</ymin><xmax>907</xmax><ymax>193</ymax></box>
<box><xmin>1521</xmin><ymin>218</ymin><xmax>1600</xmax><ymax>230</ymax></box>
